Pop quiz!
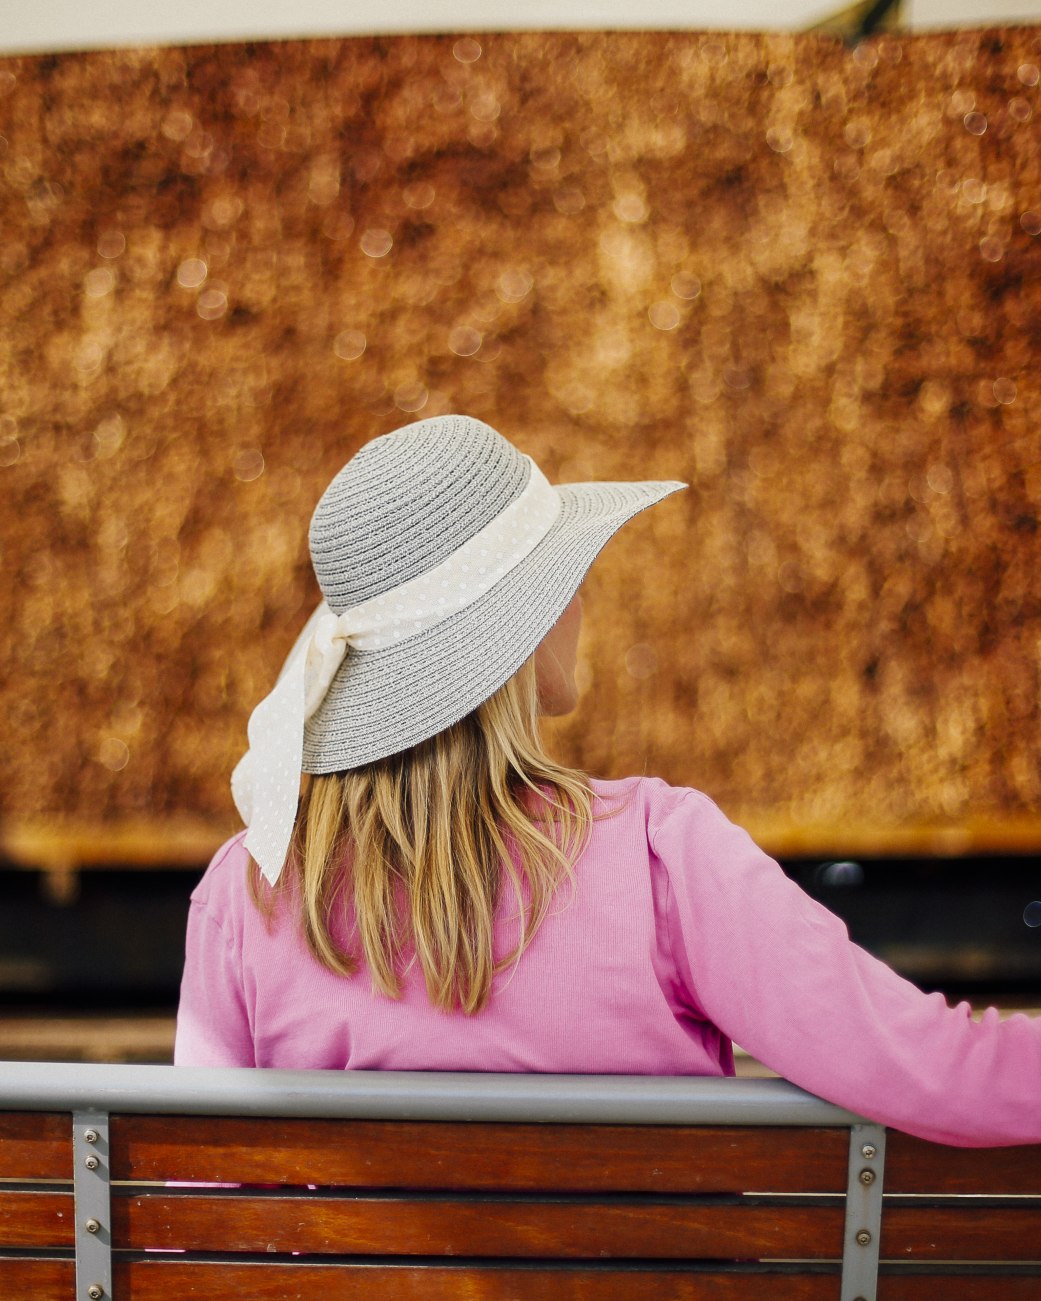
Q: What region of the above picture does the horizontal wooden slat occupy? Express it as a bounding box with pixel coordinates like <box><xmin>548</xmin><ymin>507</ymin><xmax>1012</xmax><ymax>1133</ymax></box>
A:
<box><xmin>115</xmin><ymin>1191</ymin><xmax>845</xmax><ymax>1259</ymax></box>
<box><xmin>113</xmin><ymin>1260</ymin><xmax>840</xmax><ymax>1299</ymax></box>
<box><xmin>0</xmin><ymin>1190</ymin><xmax>74</xmax><ymax>1248</ymax></box>
<box><xmin>881</xmin><ymin>1204</ymin><xmax>1041</xmax><ymax>1261</ymax></box>
<box><xmin>878</xmin><ymin>1276</ymin><xmax>1041</xmax><ymax>1300</ymax></box>
<box><xmin>0</xmin><ymin>1113</ymin><xmax>71</xmax><ymax>1180</ymax></box>
<box><xmin>886</xmin><ymin>1135</ymin><xmax>1041</xmax><ymax>1194</ymax></box>
<box><xmin>111</xmin><ymin>1117</ymin><xmax>849</xmax><ymax>1192</ymax></box>
<box><xmin>0</xmin><ymin>1257</ymin><xmax>73</xmax><ymax>1298</ymax></box>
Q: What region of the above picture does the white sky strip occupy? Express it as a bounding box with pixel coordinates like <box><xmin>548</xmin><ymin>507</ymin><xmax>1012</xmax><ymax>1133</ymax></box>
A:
<box><xmin>1</xmin><ymin>0</ymin><xmax>1039</xmax><ymax>57</ymax></box>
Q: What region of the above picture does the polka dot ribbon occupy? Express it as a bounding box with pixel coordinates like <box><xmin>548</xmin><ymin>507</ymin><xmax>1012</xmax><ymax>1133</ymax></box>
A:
<box><xmin>231</xmin><ymin>459</ymin><xmax>561</xmax><ymax>883</ymax></box>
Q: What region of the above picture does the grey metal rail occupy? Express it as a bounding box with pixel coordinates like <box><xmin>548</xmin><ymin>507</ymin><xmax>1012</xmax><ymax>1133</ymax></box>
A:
<box><xmin>0</xmin><ymin>1061</ymin><xmax>887</xmax><ymax>1301</ymax></box>
<box><xmin>0</xmin><ymin>1060</ymin><xmax>866</xmax><ymax>1125</ymax></box>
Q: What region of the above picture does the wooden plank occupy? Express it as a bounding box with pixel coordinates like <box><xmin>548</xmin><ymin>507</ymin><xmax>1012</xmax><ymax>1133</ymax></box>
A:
<box><xmin>886</xmin><ymin>1134</ymin><xmax>1041</xmax><ymax>1194</ymax></box>
<box><xmin>0</xmin><ymin>1257</ymin><xmax>73</xmax><ymax>1299</ymax></box>
<box><xmin>112</xmin><ymin>1260</ymin><xmax>839</xmax><ymax>1299</ymax></box>
<box><xmin>881</xmin><ymin>1205</ymin><xmax>1041</xmax><ymax>1261</ymax></box>
<box><xmin>115</xmin><ymin>1191</ymin><xmax>845</xmax><ymax>1259</ymax></box>
<box><xmin>111</xmin><ymin>1117</ymin><xmax>849</xmax><ymax>1192</ymax></box>
<box><xmin>878</xmin><ymin>1277</ymin><xmax>1041</xmax><ymax>1300</ymax></box>
<box><xmin>0</xmin><ymin>1190</ymin><xmax>74</xmax><ymax>1248</ymax></box>
<box><xmin>0</xmin><ymin>1112</ymin><xmax>71</xmax><ymax>1180</ymax></box>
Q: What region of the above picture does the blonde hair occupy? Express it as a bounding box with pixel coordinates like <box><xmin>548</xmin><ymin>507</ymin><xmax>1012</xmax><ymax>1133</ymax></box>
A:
<box><xmin>249</xmin><ymin>656</ymin><xmax>592</xmax><ymax>1014</ymax></box>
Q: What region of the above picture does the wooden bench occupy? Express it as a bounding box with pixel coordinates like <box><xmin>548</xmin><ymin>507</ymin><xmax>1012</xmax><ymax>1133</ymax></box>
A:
<box><xmin>0</xmin><ymin>1061</ymin><xmax>1038</xmax><ymax>1300</ymax></box>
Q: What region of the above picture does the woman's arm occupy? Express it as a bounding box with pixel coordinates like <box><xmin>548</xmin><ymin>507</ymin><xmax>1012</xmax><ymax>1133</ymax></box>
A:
<box><xmin>654</xmin><ymin>790</ymin><xmax>1041</xmax><ymax>1146</ymax></box>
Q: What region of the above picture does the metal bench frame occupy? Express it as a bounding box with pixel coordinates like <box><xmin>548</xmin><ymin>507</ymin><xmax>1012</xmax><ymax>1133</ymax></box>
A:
<box><xmin>1</xmin><ymin>1062</ymin><xmax>890</xmax><ymax>1301</ymax></box>
<box><xmin>6</xmin><ymin>1061</ymin><xmax>1041</xmax><ymax>1300</ymax></box>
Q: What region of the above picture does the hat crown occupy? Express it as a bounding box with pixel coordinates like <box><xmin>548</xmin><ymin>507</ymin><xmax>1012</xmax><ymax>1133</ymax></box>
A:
<box><xmin>309</xmin><ymin>415</ymin><xmax>531</xmax><ymax>611</ymax></box>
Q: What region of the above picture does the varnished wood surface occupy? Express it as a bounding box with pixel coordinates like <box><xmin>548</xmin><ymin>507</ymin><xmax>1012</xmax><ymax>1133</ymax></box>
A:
<box><xmin>877</xmin><ymin>1278</ymin><xmax>1041</xmax><ymax>1300</ymax></box>
<box><xmin>0</xmin><ymin>1189</ymin><xmax>73</xmax><ymax>1248</ymax></box>
<box><xmin>110</xmin><ymin>1116</ymin><xmax>849</xmax><ymax>1191</ymax></box>
<box><xmin>115</xmin><ymin>1191</ymin><xmax>845</xmax><ymax>1259</ymax></box>
<box><xmin>4</xmin><ymin>1104</ymin><xmax>1041</xmax><ymax>1298</ymax></box>
<box><xmin>0</xmin><ymin>1258</ymin><xmax>72</xmax><ymax>1297</ymax></box>
<box><xmin>886</xmin><ymin>1133</ymin><xmax>1041</xmax><ymax>1194</ymax></box>
<box><xmin>0</xmin><ymin>1258</ymin><xmax>840</xmax><ymax>1300</ymax></box>
<box><xmin>0</xmin><ymin>1112</ymin><xmax>71</xmax><ymax>1179</ymax></box>
<box><xmin>881</xmin><ymin>1204</ymin><xmax>1041</xmax><ymax>1261</ymax></box>
<box><xmin>2</xmin><ymin>1256</ymin><xmax>1039</xmax><ymax>1301</ymax></box>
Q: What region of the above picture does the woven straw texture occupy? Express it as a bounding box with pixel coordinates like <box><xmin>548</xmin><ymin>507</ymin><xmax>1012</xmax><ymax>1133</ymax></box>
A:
<box><xmin>302</xmin><ymin>415</ymin><xmax>682</xmax><ymax>771</ymax></box>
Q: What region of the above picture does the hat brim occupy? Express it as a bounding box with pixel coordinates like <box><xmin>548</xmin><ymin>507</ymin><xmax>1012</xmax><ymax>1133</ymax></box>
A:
<box><xmin>301</xmin><ymin>479</ymin><xmax>685</xmax><ymax>773</ymax></box>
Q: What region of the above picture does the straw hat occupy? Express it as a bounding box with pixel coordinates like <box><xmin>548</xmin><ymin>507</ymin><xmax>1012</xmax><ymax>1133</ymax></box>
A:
<box><xmin>233</xmin><ymin>414</ymin><xmax>685</xmax><ymax>882</ymax></box>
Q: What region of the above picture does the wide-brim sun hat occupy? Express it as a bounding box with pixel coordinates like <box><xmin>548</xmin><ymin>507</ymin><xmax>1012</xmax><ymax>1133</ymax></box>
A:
<box><xmin>233</xmin><ymin>414</ymin><xmax>685</xmax><ymax>882</ymax></box>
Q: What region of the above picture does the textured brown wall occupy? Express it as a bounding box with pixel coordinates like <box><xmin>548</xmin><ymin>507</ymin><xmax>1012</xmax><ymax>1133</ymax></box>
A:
<box><xmin>1</xmin><ymin>29</ymin><xmax>1039</xmax><ymax>855</ymax></box>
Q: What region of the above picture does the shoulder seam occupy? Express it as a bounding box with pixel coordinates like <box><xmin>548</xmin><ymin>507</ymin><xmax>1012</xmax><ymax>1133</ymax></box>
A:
<box><xmin>648</xmin><ymin>787</ymin><xmax>710</xmax><ymax>858</ymax></box>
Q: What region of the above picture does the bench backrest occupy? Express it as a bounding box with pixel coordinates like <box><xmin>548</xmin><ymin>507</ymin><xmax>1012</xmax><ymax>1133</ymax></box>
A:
<box><xmin>1</xmin><ymin>1062</ymin><xmax>1038</xmax><ymax>1300</ymax></box>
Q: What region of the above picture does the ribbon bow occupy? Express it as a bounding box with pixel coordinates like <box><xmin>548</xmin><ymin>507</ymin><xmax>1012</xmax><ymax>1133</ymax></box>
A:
<box><xmin>231</xmin><ymin>602</ymin><xmax>353</xmax><ymax>884</ymax></box>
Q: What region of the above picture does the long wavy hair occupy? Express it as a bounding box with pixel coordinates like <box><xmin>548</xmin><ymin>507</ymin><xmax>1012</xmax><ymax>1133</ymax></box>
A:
<box><xmin>249</xmin><ymin>655</ymin><xmax>593</xmax><ymax>1014</ymax></box>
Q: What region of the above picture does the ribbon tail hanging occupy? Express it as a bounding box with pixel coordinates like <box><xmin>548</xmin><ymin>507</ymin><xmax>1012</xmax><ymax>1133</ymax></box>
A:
<box><xmin>238</xmin><ymin>649</ymin><xmax>309</xmax><ymax>885</ymax></box>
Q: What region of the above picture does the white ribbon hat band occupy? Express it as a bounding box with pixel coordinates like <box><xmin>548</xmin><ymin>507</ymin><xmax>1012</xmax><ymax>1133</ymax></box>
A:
<box><xmin>233</xmin><ymin>458</ymin><xmax>562</xmax><ymax>883</ymax></box>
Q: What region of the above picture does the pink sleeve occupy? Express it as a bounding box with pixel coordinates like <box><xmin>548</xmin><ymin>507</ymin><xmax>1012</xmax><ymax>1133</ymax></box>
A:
<box><xmin>654</xmin><ymin>790</ymin><xmax>1041</xmax><ymax>1147</ymax></box>
<box><xmin>174</xmin><ymin>898</ymin><xmax>256</xmax><ymax>1068</ymax></box>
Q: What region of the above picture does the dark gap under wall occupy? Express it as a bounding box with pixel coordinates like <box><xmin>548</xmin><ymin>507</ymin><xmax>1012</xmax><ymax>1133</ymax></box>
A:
<box><xmin>0</xmin><ymin>858</ymin><xmax>1038</xmax><ymax>1008</ymax></box>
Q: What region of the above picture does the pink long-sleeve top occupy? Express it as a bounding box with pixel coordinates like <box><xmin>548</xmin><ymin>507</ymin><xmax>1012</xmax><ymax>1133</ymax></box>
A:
<box><xmin>175</xmin><ymin>776</ymin><xmax>1041</xmax><ymax>1146</ymax></box>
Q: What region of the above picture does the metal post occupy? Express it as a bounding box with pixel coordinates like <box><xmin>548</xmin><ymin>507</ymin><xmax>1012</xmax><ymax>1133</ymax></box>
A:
<box><xmin>73</xmin><ymin>1111</ymin><xmax>112</xmax><ymax>1301</ymax></box>
<box><xmin>839</xmin><ymin>1121</ymin><xmax>886</xmax><ymax>1301</ymax></box>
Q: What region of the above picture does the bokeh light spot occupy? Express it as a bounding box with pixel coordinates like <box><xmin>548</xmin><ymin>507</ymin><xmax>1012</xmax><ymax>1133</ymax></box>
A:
<box><xmin>815</xmin><ymin>860</ymin><xmax>864</xmax><ymax>888</ymax></box>
<box><xmin>233</xmin><ymin>448</ymin><xmax>265</xmax><ymax>482</ymax></box>
<box><xmin>469</xmin><ymin>94</ymin><xmax>501</xmax><ymax>123</ymax></box>
<box><xmin>98</xmin><ymin>738</ymin><xmax>130</xmax><ymax>772</ymax></box>
<box><xmin>497</xmin><ymin>268</ymin><xmax>533</xmax><ymax>302</ymax></box>
<box><xmin>671</xmin><ymin>272</ymin><xmax>702</xmax><ymax>300</ymax></box>
<box><xmin>321</xmin><ymin>211</ymin><xmax>355</xmax><ymax>240</ymax></box>
<box><xmin>84</xmin><ymin>267</ymin><xmax>116</xmax><ymax>298</ymax></box>
<box><xmin>448</xmin><ymin>325</ymin><xmax>482</xmax><ymax>356</ymax></box>
<box><xmin>360</xmin><ymin>228</ymin><xmax>393</xmax><ymax>258</ymax></box>
<box><xmin>453</xmin><ymin>38</ymin><xmax>482</xmax><ymax>63</ymax></box>
<box><xmin>403</xmin><ymin>182</ymin><xmax>435</xmax><ymax>209</ymax></box>
<box><xmin>948</xmin><ymin>89</ymin><xmax>975</xmax><ymax>116</ymax></box>
<box><xmin>394</xmin><ymin>382</ymin><xmax>429</xmax><ymax>413</ymax></box>
<box><xmin>176</xmin><ymin>258</ymin><xmax>208</xmax><ymax>289</ymax></box>
<box><xmin>553</xmin><ymin>186</ymin><xmax>585</xmax><ymax>215</ymax></box>
<box><xmin>97</xmin><ymin>231</ymin><xmax>126</xmax><ymax>259</ymax></box>
<box><xmin>648</xmin><ymin>301</ymin><xmax>681</xmax><ymax>331</ymax></box>
<box><xmin>196</xmin><ymin>288</ymin><xmax>228</xmax><ymax>319</ymax></box>
<box><xmin>613</xmin><ymin>193</ymin><xmax>649</xmax><ymax>223</ymax></box>
<box><xmin>161</xmin><ymin>109</ymin><xmax>193</xmax><ymax>141</ymax></box>
<box><xmin>333</xmin><ymin>330</ymin><xmax>366</xmax><ymax>360</ymax></box>
<box><xmin>625</xmin><ymin>643</ymin><xmax>659</xmax><ymax>680</ymax></box>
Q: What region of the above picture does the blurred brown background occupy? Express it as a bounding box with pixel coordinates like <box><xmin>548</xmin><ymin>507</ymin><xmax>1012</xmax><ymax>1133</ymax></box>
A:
<box><xmin>1</xmin><ymin>26</ymin><xmax>1040</xmax><ymax>874</ymax></box>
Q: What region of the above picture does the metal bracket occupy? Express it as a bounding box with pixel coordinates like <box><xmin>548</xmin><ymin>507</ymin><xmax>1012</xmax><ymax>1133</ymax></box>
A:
<box><xmin>73</xmin><ymin>1110</ymin><xmax>112</xmax><ymax>1301</ymax></box>
<box><xmin>840</xmin><ymin>1121</ymin><xmax>886</xmax><ymax>1301</ymax></box>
